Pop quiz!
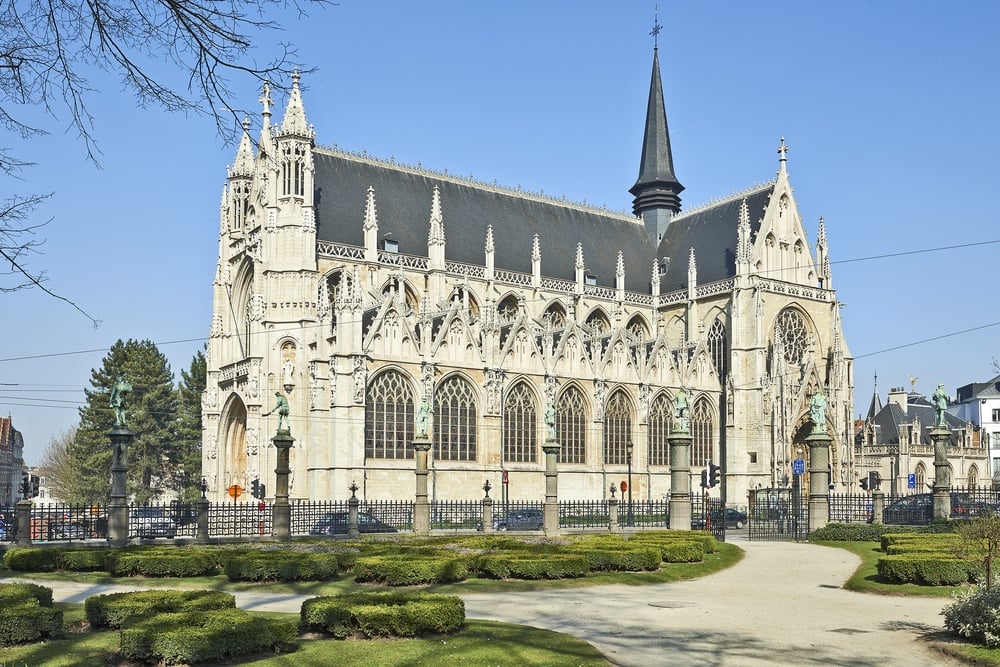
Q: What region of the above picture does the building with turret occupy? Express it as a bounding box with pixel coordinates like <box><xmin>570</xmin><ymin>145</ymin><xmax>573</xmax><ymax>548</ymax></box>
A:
<box><xmin>202</xmin><ymin>46</ymin><xmax>855</xmax><ymax>506</ymax></box>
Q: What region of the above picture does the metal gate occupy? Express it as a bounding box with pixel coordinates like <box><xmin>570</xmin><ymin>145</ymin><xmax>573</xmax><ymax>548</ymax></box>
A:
<box><xmin>692</xmin><ymin>493</ymin><xmax>726</xmax><ymax>542</ymax></box>
<box><xmin>747</xmin><ymin>487</ymin><xmax>808</xmax><ymax>541</ymax></box>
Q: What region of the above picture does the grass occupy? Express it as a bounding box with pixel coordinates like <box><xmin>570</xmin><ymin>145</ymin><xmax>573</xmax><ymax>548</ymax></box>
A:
<box><xmin>0</xmin><ymin>605</ymin><xmax>610</xmax><ymax>666</ymax></box>
<box><xmin>812</xmin><ymin>540</ymin><xmax>969</xmax><ymax>598</ymax></box>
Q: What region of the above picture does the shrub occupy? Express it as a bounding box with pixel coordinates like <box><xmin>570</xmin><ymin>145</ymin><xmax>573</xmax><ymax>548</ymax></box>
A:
<box><xmin>3</xmin><ymin>547</ymin><xmax>60</xmax><ymax>572</ymax></box>
<box><xmin>119</xmin><ymin>608</ymin><xmax>296</xmax><ymax>665</ymax></box>
<box><xmin>877</xmin><ymin>555</ymin><xmax>974</xmax><ymax>586</ymax></box>
<box><xmin>632</xmin><ymin>531</ymin><xmax>718</xmax><ymax>554</ymax></box>
<box><xmin>569</xmin><ymin>546</ymin><xmax>661</xmax><ymax>571</ymax></box>
<box><xmin>224</xmin><ymin>552</ymin><xmax>339</xmax><ymax>582</ymax></box>
<box><xmin>85</xmin><ymin>589</ymin><xmax>236</xmax><ymax>629</ymax></box>
<box><xmin>660</xmin><ymin>541</ymin><xmax>705</xmax><ymax>563</ymax></box>
<box><xmin>474</xmin><ymin>554</ymin><xmax>588</xmax><ymax>580</ymax></box>
<box><xmin>0</xmin><ymin>582</ymin><xmax>53</xmax><ymax>607</ymax></box>
<box><xmin>0</xmin><ymin>600</ymin><xmax>62</xmax><ymax>646</ymax></box>
<box><xmin>301</xmin><ymin>592</ymin><xmax>465</xmax><ymax>638</ymax></box>
<box><xmin>353</xmin><ymin>555</ymin><xmax>469</xmax><ymax>586</ymax></box>
<box><xmin>107</xmin><ymin>549</ymin><xmax>218</xmax><ymax>578</ymax></box>
<box><xmin>943</xmin><ymin>585</ymin><xmax>1000</xmax><ymax>647</ymax></box>
<box><xmin>809</xmin><ymin>523</ymin><xmax>889</xmax><ymax>542</ymax></box>
<box><xmin>880</xmin><ymin>533</ymin><xmax>958</xmax><ymax>552</ymax></box>
<box><xmin>58</xmin><ymin>548</ymin><xmax>110</xmax><ymax>571</ymax></box>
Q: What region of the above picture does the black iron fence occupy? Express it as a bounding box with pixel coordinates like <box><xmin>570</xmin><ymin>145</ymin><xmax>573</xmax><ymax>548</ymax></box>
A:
<box><xmin>559</xmin><ymin>500</ymin><xmax>608</xmax><ymax>529</ymax></box>
<box><xmin>618</xmin><ymin>499</ymin><xmax>670</xmax><ymax>529</ymax></box>
<box><xmin>430</xmin><ymin>500</ymin><xmax>481</xmax><ymax>530</ymax></box>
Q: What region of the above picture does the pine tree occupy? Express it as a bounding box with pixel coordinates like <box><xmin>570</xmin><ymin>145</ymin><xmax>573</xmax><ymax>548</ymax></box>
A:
<box><xmin>73</xmin><ymin>339</ymin><xmax>178</xmax><ymax>504</ymax></box>
<box><xmin>175</xmin><ymin>349</ymin><xmax>206</xmax><ymax>502</ymax></box>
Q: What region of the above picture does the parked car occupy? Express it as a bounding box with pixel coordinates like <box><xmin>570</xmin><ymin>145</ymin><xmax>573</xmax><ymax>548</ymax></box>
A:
<box><xmin>882</xmin><ymin>492</ymin><xmax>987</xmax><ymax>525</ymax></box>
<box><xmin>493</xmin><ymin>508</ymin><xmax>544</xmax><ymax>531</ymax></box>
<box><xmin>725</xmin><ymin>508</ymin><xmax>748</xmax><ymax>529</ymax></box>
<box><xmin>309</xmin><ymin>511</ymin><xmax>398</xmax><ymax>535</ymax></box>
<box><xmin>47</xmin><ymin>522</ymin><xmax>87</xmax><ymax>540</ymax></box>
<box><xmin>129</xmin><ymin>506</ymin><xmax>177</xmax><ymax>539</ymax></box>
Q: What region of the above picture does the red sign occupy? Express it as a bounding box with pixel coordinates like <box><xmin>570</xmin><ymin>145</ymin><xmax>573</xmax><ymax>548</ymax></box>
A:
<box><xmin>228</xmin><ymin>484</ymin><xmax>243</xmax><ymax>499</ymax></box>
<box><xmin>502</xmin><ymin>470</ymin><xmax>509</xmax><ymax>485</ymax></box>
<box><xmin>620</xmin><ymin>481</ymin><xmax>628</xmax><ymax>493</ymax></box>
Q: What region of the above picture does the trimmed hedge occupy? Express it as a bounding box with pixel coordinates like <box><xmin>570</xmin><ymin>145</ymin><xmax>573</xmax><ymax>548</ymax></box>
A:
<box><xmin>474</xmin><ymin>553</ymin><xmax>589</xmax><ymax>580</ymax></box>
<box><xmin>224</xmin><ymin>551</ymin><xmax>339</xmax><ymax>582</ymax></box>
<box><xmin>301</xmin><ymin>591</ymin><xmax>465</xmax><ymax>638</ymax></box>
<box><xmin>119</xmin><ymin>608</ymin><xmax>296</xmax><ymax>665</ymax></box>
<box><xmin>880</xmin><ymin>533</ymin><xmax>959</xmax><ymax>552</ymax></box>
<box><xmin>632</xmin><ymin>531</ymin><xmax>718</xmax><ymax>554</ymax></box>
<box><xmin>85</xmin><ymin>589</ymin><xmax>236</xmax><ymax>629</ymax></box>
<box><xmin>569</xmin><ymin>546</ymin><xmax>661</xmax><ymax>571</ymax></box>
<box><xmin>809</xmin><ymin>522</ymin><xmax>890</xmax><ymax>542</ymax></box>
<box><xmin>107</xmin><ymin>549</ymin><xmax>218</xmax><ymax>578</ymax></box>
<box><xmin>58</xmin><ymin>548</ymin><xmax>109</xmax><ymax>571</ymax></box>
<box><xmin>0</xmin><ymin>581</ymin><xmax>53</xmax><ymax>607</ymax></box>
<box><xmin>876</xmin><ymin>554</ymin><xmax>976</xmax><ymax>585</ymax></box>
<box><xmin>659</xmin><ymin>540</ymin><xmax>706</xmax><ymax>563</ymax></box>
<box><xmin>0</xmin><ymin>600</ymin><xmax>63</xmax><ymax>646</ymax></box>
<box><xmin>3</xmin><ymin>547</ymin><xmax>61</xmax><ymax>572</ymax></box>
<box><xmin>353</xmin><ymin>555</ymin><xmax>469</xmax><ymax>586</ymax></box>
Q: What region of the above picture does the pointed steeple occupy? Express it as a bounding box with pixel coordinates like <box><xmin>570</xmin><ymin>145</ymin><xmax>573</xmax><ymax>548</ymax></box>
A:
<box><xmin>736</xmin><ymin>197</ymin><xmax>752</xmax><ymax>272</ymax></box>
<box><xmin>428</xmin><ymin>185</ymin><xmax>445</xmax><ymax>244</ymax></box>
<box><xmin>229</xmin><ymin>117</ymin><xmax>255</xmax><ymax>178</ymax></box>
<box><xmin>866</xmin><ymin>373</ymin><xmax>883</xmax><ymax>423</ymax></box>
<box><xmin>258</xmin><ymin>80</ymin><xmax>274</xmax><ymax>155</ymax></box>
<box><xmin>630</xmin><ymin>45</ymin><xmax>684</xmax><ymax>242</ymax></box>
<box><xmin>280</xmin><ymin>70</ymin><xmax>312</xmax><ymax>138</ymax></box>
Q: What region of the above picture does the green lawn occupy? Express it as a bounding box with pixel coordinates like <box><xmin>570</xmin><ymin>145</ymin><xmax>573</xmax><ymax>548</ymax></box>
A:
<box><xmin>813</xmin><ymin>540</ymin><xmax>970</xmax><ymax>598</ymax></box>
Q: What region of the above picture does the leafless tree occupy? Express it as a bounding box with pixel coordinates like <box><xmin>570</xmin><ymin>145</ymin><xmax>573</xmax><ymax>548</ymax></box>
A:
<box><xmin>1</xmin><ymin>0</ymin><xmax>330</xmax><ymax>322</ymax></box>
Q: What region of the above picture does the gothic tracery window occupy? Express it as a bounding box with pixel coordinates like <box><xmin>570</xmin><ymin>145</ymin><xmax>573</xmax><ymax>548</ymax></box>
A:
<box><xmin>542</xmin><ymin>302</ymin><xmax>566</xmax><ymax>330</ymax></box>
<box><xmin>776</xmin><ymin>309</ymin><xmax>808</xmax><ymax>366</ymax></box>
<box><xmin>281</xmin><ymin>142</ymin><xmax>306</xmax><ymax>197</ymax></box>
<box><xmin>586</xmin><ymin>310</ymin><xmax>610</xmax><ymax>335</ymax></box>
<box><xmin>434</xmin><ymin>376</ymin><xmax>477</xmax><ymax>461</ymax></box>
<box><xmin>914</xmin><ymin>463</ymin><xmax>926</xmax><ymax>490</ymax></box>
<box><xmin>497</xmin><ymin>295</ymin><xmax>519</xmax><ymax>322</ymax></box>
<box><xmin>557</xmin><ymin>386</ymin><xmax>587</xmax><ymax>464</ymax></box>
<box><xmin>503</xmin><ymin>382</ymin><xmax>537</xmax><ymax>463</ymax></box>
<box><xmin>707</xmin><ymin>318</ymin><xmax>727</xmax><ymax>379</ymax></box>
<box><xmin>627</xmin><ymin>315</ymin><xmax>649</xmax><ymax>341</ymax></box>
<box><xmin>648</xmin><ymin>393</ymin><xmax>672</xmax><ymax>466</ymax></box>
<box><xmin>690</xmin><ymin>398</ymin><xmax>715</xmax><ymax>468</ymax></box>
<box><xmin>365</xmin><ymin>370</ymin><xmax>415</xmax><ymax>459</ymax></box>
<box><xmin>603</xmin><ymin>390</ymin><xmax>633</xmax><ymax>465</ymax></box>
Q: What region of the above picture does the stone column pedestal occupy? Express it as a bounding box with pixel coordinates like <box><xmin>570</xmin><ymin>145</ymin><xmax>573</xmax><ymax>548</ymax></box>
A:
<box><xmin>108</xmin><ymin>426</ymin><xmax>134</xmax><ymax>547</ymax></box>
<box><xmin>195</xmin><ymin>498</ymin><xmax>210</xmax><ymax>543</ymax></box>
<box><xmin>930</xmin><ymin>425</ymin><xmax>951</xmax><ymax>520</ymax></box>
<box><xmin>806</xmin><ymin>432</ymin><xmax>832</xmax><ymax>532</ymax></box>
<box><xmin>272</xmin><ymin>430</ymin><xmax>294</xmax><ymax>539</ymax></box>
<box><xmin>542</xmin><ymin>440</ymin><xmax>560</xmax><ymax>537</ymax></box>
<box><xmin>15</xmin><ymin>499</ymin><xmax>32</xmax><ymax>546</ymax></box>
<box><xmin>608</xmin><ymin>496</ymin><xmax>620</xmax><ymax>532</ymax></box>
<box><xmin>668</xmin><ymin>429</ymin><xmax>692</xmax><ymax>531</ymax></box>
<box><xmin>413</xmin><ymin>438</ymin><xmax>431</xmax><ymax>535</ymax></box>
<box><xmin>870</xmin><ymin>490</ymin><xmax>884</xmax><ymax>525</ymax></box>
<box><xmin>482</xmin><ymin>496</ymin><xmax>494</xmax><ymax>533</ymax></box>
<box><xmin>348</xmin><ymin>486</ymin><xmax>360</xmax><ymax>539</ymax></box>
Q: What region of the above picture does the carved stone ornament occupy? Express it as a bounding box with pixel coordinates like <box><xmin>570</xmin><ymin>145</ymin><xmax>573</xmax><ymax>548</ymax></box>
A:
<box><xmin>210</xmin><ymin>314</ymin><xmax>224</xmax><ymax>338</ymax></box>
<box><xmin>246</xmin><ymin>427</ymin><xmax>258</xmax><ymax>456</ymax></box>
<box><xmin>483</xmin><ymin>368</ymin><xmax>505</xmax><ymax>415</ymax></box>
<box><xmin>421</xmin><ymin>362</ymin><xmax>436</xmax><ymax>401</ymax></box>
<box><xmin>593</xmin><ymin>380</ymin><xmax>607</xmax><ymax>421</ymax></box>
<box><xmin>206</xmin><ymin>435</ymin><xmax>218</xmax><ymax>460</ymax></box>
<box><xmin>353</xmin><ymin>356</ymin><xmax>368</xmax><ymax>404</ymax></box>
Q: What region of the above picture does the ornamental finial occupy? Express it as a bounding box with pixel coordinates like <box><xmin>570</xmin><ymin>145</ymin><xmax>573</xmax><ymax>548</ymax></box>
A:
<box><xmin>777</xmin><ymin>137</ymin><xmax>789</xmax><ymax>173</ymax></box>
<box><xmin>650</xmin><ymin>5</ymin><xmax>662</xmax><ymax>49</ymax></box>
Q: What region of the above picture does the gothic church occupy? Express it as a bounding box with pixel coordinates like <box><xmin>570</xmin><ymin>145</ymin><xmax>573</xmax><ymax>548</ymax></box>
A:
<box><xmin>202</xmin><ymin>46</ymin><xmax>855</xmax><ymax>507</ymax></box>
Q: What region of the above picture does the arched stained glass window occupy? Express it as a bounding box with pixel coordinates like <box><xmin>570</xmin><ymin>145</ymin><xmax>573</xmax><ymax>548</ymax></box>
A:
<box><xmin>914</xmin><ymin>463</ymin><xmax>926</xmax><ymax>490</ymax></box>
<box><xmin>557</xmin><ymin>387</ymin><xmax>587</xmax><ymax>464</ymax></box>
<box><xmin>776</xmin><ymin>309</ymin><xmax>808</xmax><ymax>366</ymax></box>
<box><xmin>690</xmin><ymin>399</ymin><xmax>714</xmax><ymax>468</ymax></box>
<box><xmin>708</xmin><ymin>318</ymin><xmax>727</xmax><ymax>379</ymax></box>
<box><xmin>603</xmin><ymin>391</ymin><xmax>633</xmax><ymax>465</ymax></box>
<box><xmin>434</xmin><ymin>376</ymin><xmax>477</xmax><ymax>461</ymax></box>
<box><xmin>365</xmin><ymin>370</ymin><xmax>415</xmax><ymax>459</ymax></box>
<box><xmin>648</xmin><ymin>393</ymin><xmax>672</xmax><ymax>466</ymax></box>
<box><xmin>503</xmin><ymin>382</ymin><xmax>537</xmax><ymax>463</ymax></box>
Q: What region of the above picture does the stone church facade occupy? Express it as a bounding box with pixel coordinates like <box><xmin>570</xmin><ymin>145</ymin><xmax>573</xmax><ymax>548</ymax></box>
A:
<box><xmin>202</xmin><ymin>48</ymin><xmax>855</xmax><ymax>507</ymax></box>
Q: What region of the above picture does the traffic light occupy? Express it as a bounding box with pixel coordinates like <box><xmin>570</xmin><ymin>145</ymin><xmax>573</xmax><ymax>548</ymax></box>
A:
<box><xmin>868</xmin><ymin>471</ymin><xmax>881</xmax><ymax>491</ymax></box>
<box><xmin>251</xmin><ymin>478</ymin><xmax>261</xmax><ymax>500</ymax></box>
<box><xmin>700</xmin><ymin>469</ymin><xmax>709</xmax><ymax>489</ymax></box>
<box><xmin>709</xmin><ymin>464</ymin><xmax>721</xmax><ymax>488</ymax></box>
<box><xmin>30</xmin><ymin>475</ymin><xmax>39</xmax><ymax>498</ymax></box>
<box><xmin>19</xmin><ymin>472</ymin><xmax>30</xmax><ymax>498</ymax></box>
<box><xmin>859</xmin><ymin>476</ymin><xmax>869</xmax><ymax>492</ymax></box>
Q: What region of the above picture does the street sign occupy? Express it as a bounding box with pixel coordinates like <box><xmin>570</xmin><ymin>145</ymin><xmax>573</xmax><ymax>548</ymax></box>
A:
<box><xmin>501</xmin><ymin>470</ymin><xmax>509</xmax><ymax>485</ymax></box>
<box><xmin>228</xmin><ymin>484</ymin><xmax>244</xmax><ymax>499</ymax></box>
<box><xmin>620</xmin><ymin>481</ymin><xmax>628</xmax><ymax>493</ymax></box>
<box><xmin>908</xmin><ymin>473</ymin><xmax>916</xmax><ymax>489</ymax></box>
<box><xmin>793</xmin><ymin>459</ymin><xmax>805</xmax><ymax>475</ymax></box>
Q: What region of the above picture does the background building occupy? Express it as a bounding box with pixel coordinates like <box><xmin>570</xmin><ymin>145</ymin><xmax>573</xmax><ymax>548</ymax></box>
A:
<box><xmin>950</xmin><ymin>374</ymin><xmax>1000</xmax><ymax>478</ymax></box>
<box><xmin>0</xmin><ymin>417</ymin><xmax>25</xmax><ymax>505</ymax></box>
<box><xmin>203</xmin><ymin>47</ymin><xmax>854</xmax><ymax>506</ymax></box>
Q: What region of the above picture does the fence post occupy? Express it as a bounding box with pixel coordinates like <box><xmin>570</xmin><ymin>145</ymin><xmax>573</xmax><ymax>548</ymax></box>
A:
<box><xmin>608</xmin><ymin>495</ymin><xmax>620</xmax><ymax>532</ymax></box>
<box><xmin>870</xmin><ymin>489</ymin><xmax>884</xmax><ymax>525</ymax></box>
<box><xmin>482</xmin><ymin>496</ymin><xmax>494</xmax><ymax>533</ymax></box>
<box><xmin>15</xmin><ymin>498</ymin><xmax>31</xmax><ymax>546</ymax></box>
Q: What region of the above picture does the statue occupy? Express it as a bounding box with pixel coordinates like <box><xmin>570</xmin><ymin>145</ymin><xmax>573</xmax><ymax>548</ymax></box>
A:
<box><xmin>674</xmin><ymin>387</ymin><xmax>689</xmax><ymax>432</ymax></box>
<box><xmin>544</xmin><ymin>401</ymin><xmax>557</xmax><ymax>441</ymax></box>
<box><xmin>933</xmin><ymin>383</ymin><xmax>948</xmax><ymax>427</ymax></box>
<box><xmin>809</xmin><ymin>390</ymin><xmax>827</xmax><ymax>434</ymax></box>
<box><xmin>263</xmin><ymin>391</ymin><xmax>291</xmax><ymax>432</ymax></box>
<box><xmin>110</xmin><ymin>375</ymin><xmax>132</xmax><ymax>428</ymax></box>
<box><xmin>415</xmin><ymin>395</ymin><xmax>431</xmax><ymax>438</ymax></box>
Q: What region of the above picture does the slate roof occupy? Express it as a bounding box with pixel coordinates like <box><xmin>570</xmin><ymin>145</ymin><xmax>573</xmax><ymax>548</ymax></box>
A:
<box><xmin>655</xmin><ymin>183</ymin><xmax>774</xmax><ymax>292</ymax></box>
<box><xmin>869</xmin><ymin>396</ymin><xmax>968</xmax><ymax>447</ymax></box>
<box><xmin>312</xmin><ymin>149</ymin><xmax>656</xmax><ymax>291</ymax></box>
<box><xmin>956</xmin><ymin>374</ymin><xmax>1000</xmax><ymax>402</ymax></box>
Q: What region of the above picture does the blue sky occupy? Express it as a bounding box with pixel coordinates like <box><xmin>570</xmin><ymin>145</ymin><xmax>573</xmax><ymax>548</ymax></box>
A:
<box><xmin>4</xmin><ymin>1</ymin><xmax>999</xmax><ymax>465</ymax></box>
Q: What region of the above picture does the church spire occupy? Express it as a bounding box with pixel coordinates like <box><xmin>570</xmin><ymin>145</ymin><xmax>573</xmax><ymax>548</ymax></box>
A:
<box><xmin>228</xmin><ymin>116</ymin><xmax>254</xmax><ymax>178</ymax></box>
<box><xmin>630</xmin><ymin>25</ymin><xmax>684</xmax><ymax>244</ymax></box>
<box><xmin>280</xmin><ymin>70</ymin><xmax>312</xmax><ymax>138</ymax></box>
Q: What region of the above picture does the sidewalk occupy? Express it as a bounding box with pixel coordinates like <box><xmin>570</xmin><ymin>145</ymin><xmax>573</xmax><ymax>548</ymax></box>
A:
<box><xmin>22</xmin><ymin>535</ymin><xmax>964</xmax><ymax>667</ymax></box>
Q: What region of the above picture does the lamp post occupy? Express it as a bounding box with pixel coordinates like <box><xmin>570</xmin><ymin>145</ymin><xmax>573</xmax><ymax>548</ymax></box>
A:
<box><xmin>626</xmin><ymin>440</ymin><xmax>634</xmax><ymax>527</ymax></box>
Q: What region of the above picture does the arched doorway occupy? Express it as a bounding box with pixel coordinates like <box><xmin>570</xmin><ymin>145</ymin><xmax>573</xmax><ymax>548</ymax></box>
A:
<box><xmin>221</xmin><ymin>395</ymin><xmax>248</xmax><ymax>490</ymax></box>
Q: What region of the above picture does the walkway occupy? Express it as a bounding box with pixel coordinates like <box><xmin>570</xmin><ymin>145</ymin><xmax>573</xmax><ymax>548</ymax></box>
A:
<box><xmin>29</xmin><ymin>534</ymin><xmax>963</xmax><ymax>667</ymax></box>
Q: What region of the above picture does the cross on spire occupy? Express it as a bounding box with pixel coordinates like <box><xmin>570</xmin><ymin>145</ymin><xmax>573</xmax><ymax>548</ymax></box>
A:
<box><xmin>777</xmin><ymin>136</ymin><xmax>789</xmax><ymax>173</ymax></box>
<box><xmin>650</xmin><ymin>5</ymin><xmax>662</xmax><ymax>49</ymax></box>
